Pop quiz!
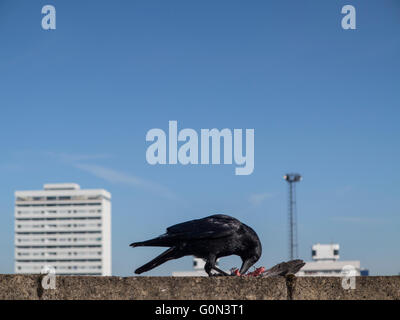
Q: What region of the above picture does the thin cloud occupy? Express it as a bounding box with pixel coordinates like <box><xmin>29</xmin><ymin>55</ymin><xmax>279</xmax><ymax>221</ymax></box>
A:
<box><xmin>336</xmin><ymin>185</ymin><xmax>355</xmax><ymax>196</ymax></box>
<box><xmin>249</xmin><ymin>192</ymin><xmax>274</xmax><ymax>206</ymax></box>
<box><xmin>0</xmin><ymin>163</ymin><xmax>22</xmax><ymax>171</ymax></box>
<box><xmin>47</xmin><ymin>152</ymin><xmax>113</xmax><ymax>162</ymax></box>
<box><xmin>330</xmin><ymin>216</ymin><xmax>387</xmax><ymax>224</ymax></box>
<box><xmin>74</xmin><ymin>163</ymin><xmax>177</xmax><ymax>200</ymax></box>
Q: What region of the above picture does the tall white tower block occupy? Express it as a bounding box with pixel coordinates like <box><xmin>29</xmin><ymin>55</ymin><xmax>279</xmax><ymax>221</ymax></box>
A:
<box><xmin>14</xmin><ymin>183</ymin><xmax>111</xmax><ymax>276</ymax></box>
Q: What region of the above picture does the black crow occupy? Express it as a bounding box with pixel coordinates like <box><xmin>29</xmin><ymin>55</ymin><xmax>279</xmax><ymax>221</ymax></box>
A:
<box><xmin>130</xmin><ymin>214</ymin><xmax>262</xmax><ymax>276</ymax></box>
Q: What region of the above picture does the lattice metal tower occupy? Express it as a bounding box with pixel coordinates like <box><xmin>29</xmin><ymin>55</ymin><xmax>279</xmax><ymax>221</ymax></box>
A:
<box><xmin>284</xmin><ymin>173</ymin><xmax>302</xmax><ymax>260</ymax></box>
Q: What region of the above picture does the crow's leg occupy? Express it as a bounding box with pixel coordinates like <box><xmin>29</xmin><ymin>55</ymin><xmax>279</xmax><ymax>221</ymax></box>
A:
<box><xmin>204</xmin><ymin>260</ymin><xmax>213</xmax><ymax>277</ymax></box>
<box><xmin>204</xmin><ymin>256</ymin><xmax>229</xmax><ymax>276</ymax></box>
<box><xmin>212</xmin><ymin>266</ymin><xmax>229</xmax><ymax>276</ymax></box>
<box><xmin>204</xmin><ymin>256</ymin><xmax>218</xmax><ymax>277</ymax></box>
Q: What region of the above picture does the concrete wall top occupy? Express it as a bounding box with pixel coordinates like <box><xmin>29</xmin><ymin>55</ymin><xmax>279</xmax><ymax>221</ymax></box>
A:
<box><xmin>0</xmin><ymin>275</ymin><xmax>399</xmax><ymax>300</ymax></box>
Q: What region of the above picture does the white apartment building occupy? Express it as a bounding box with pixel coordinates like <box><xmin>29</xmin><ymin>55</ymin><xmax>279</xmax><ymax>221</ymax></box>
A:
<box><xmin>14</xmin><ymin>183</ymin><xmax>111</xmax><ymax>276</ymax></box>
<box><xmin>296</xmin><ymin>243</ymin><xmax>361</xmax><ymax>277</ymax></box>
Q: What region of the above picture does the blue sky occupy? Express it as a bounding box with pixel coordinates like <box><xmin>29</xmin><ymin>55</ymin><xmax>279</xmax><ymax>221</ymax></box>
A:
<box><xmin>0</xmin><ymin>0</ymin><xmax>399</xmax><ymax>276</ymax></box>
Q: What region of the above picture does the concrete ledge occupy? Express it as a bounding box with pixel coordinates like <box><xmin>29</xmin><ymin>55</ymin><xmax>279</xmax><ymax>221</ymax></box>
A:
<box><xmin>291</xmin><ymin>276</ymin><xmax>400</xmax><ymax>300</ymax></box>
<box><xmin>0</xmin><ymin>275</ymin><xmax>399</xmax><ymax>300</ymax></box>
<box><xmin>0</xmin><ymin>275</ymin><xmax>287</xmax><ymax>300</ymax></box>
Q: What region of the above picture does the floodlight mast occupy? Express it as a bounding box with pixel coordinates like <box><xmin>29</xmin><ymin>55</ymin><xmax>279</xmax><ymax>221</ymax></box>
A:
<box><xmin>284</xmin><ymin>173</ymin><xmax>302</xmax><ymax>260</ymax></box>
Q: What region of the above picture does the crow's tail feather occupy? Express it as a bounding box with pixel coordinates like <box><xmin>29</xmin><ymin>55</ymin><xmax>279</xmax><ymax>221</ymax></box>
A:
<box><xmin>135</xmin><ymin>247</ymin><xmax>179</xmax><ymax>274</ymax></box>
<box><xmin>130</xmin><ymin>236</ymin><xmax>171</xmax><ymax>248</ymax></box>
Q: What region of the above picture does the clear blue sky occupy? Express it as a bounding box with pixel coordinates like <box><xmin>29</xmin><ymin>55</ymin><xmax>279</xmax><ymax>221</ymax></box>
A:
<box><xmin>0</xmin><ymin>0</ymin><xmax>399</xmax><ymax>276</ymax></box>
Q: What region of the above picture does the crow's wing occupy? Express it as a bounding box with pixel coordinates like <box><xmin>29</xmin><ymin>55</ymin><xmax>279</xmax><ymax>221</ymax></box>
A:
<box><xmin>165</xmin><ymin>214</ymin><xmax>240</xmax><ymax>240</ymax></box>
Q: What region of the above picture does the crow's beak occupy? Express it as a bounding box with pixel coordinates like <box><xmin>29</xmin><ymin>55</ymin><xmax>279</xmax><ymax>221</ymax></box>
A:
<box><xmin>239</xmin><ymin>259</ymin><xmax>254</xmax><ymax>275</ymax></box>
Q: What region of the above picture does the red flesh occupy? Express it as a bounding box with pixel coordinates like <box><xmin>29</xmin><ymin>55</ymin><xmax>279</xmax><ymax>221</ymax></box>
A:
<box><xmin>231</xmin><ymin>267</ymin><xmax>265</xmax><ymax>277</ymax></box>
<box><xmin>245</xmin><ymin>267</ymin><xmax>265</xmax><ymax>277</ymax></box>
